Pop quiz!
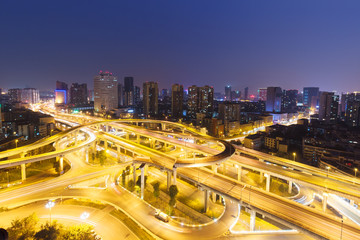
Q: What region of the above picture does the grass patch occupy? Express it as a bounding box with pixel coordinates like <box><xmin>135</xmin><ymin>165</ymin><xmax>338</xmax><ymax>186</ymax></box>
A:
<box><xmin>62</xmin><ymin>198</ymin><xmax>106</xmax><ymax>210</ymax></box>
<box><xmin>110</xmin><ymin>209</ymin><xmax>155</xmax><ymax>240</ymax></box>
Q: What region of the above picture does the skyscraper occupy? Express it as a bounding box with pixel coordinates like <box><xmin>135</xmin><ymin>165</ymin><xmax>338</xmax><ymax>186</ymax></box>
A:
<box><xmin>70</xmin><ymin>83</ymin><xmax>87</xmax><ymax>105</ymax></box>
<box><xmin>258</xmin><ymin>88</ymin><xmax>267</xmax><ymax>101</ymax></box>
<box><xmin>244</xmin><ymin>87</ymin><xmax>249</xmax><ymax>100</ymax></box>
<box><xmin>94</xmin><ymin>71</ymin><xmax>118</xmax><ymax>112</ymax></box>
<box><xmin>266</xmin><ymin>87</ymin><xmax>282</xmax><ymax>112</ymax></box>
<box><xmin>281</xmin><ymin>89</ymin><xmax>298</xmax><ymax>113</ymax></box>
<box><xmin>8</xmin><ymin>88</ymin><xmax>22</xmax><ymax>103</ymax></box>
<box><xmin>55</xmin><ymin>81</ymin><xmax>68</xmax><ymax>105</ymax></box>
<box><xmin>318</xmin><ymin>92</ymin><xmax>339</xmax><ymax>123</ymax></box>
<box><xmin>134</xmin><ymin>86</ymin><xmax>141</xmax><ymax>105</ymax></box>
<box><xmin>187</xmin><ymin>85</ymin><xmax>214</xmax><ymax>119</ymax></box>
<box><xmin>171</xmin><ymin>84</ymin><xmax>183</xmax><ymax>119</ymax></box>
<box><xmin>225</xmin><ymin>85</ymin><xmax>231</xmax><ymax>101</ymax></box>
<box><xmin>303</xmin><ymin>87</ymin><xmax>319</xmax><ymax>108</ymax></box>
<box><xmin>124</xmin><ymin>77</ymin><xmax>134</xmax><ymax>106</ymax></box>
<box><xmin>345</xmin><ymin>100</ymin><xmax>360</xmax><ymax>127</ymax></box>
<box><xmin>143</xmin><ymin>82</ymin><xmax>158</xmax><ymax>117</ymax></box>
<box><xmin>117</xmin><ymin>83</ymin><xmax>123</xmax><ymax>107</ymax></box>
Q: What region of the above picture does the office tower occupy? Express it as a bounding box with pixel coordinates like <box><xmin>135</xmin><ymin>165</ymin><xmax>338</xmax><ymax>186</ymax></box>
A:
<box><xmin>341</xmin><ymin>92</ymin><xmax>360</xmax><ymax>113</ymax></box>
<box><xmin>345</xmin><ymin>100</ymin><xmax>360</xmax><ymax>127</ymax></box>
<box><xmin>266</xmin><ymin>87</ymin><xmax>282</xmax><ymax>112</ymax></box>
<box><xmin>187</xmin><ymin>85</ymin><xmax>214</xmax><ymax>119</ymax></box>
<box><xmin>171</xmin><ymin>84</ymin><xmax>183</xmax><ymax>118</ymax></box>
<box><xmin>218</xmin><ymin>102</ymin><xmax>241</xmax><ymax>121</ymax></box>
<box><xmin>143</xmin><ymin>82</ymin><xmax>158</xmax><ymax>117</ymax></box>
<box><xmin>244</xmin><ymin>87</ymin><xmax>249</xmax><ymax>100</ymax></box>
<box><xmin>55</xmin><ymin>81</ymin><xmax>68</xmax><ymax>105</ymax></box>
<box><xmin>281</xmin><ymin>89</ymin><xmax>298</xmax><ymax>113</ymax></box>
<box><xmin>225</xmin><ymin>85</ymin><xmax>231</xmax><ymax>101</ymax></box>
<box><xmin>303</xmin><ymin>87</ymin><xmax>319</xmax><ymax>108</ymax></box>
<box><xmin>134</xmin><ymin>86</ymin><xmax>141</xmax><ymax>105</ymax></box>
<box><xmin>70</xmin><ymin>83</ymin><xmax>87</xmax><ymax>105</ymax></box>
<box><xmin>258</xmin><ymin>88</ymin><xmax>267</xmax><ymax>101</ymax></box>
<box><xmin>94</xmin><ymin>71</ymin><xmax>118</xmax><ymax>112</ymax></box>
<box><xmin>124</xmin><ymin>77</ymin><xmax>134</xmax><ymax>106</ymax></box>
<box><xmin>318</xmin><ymin>92</ymin><xmax>339</xmax><ymax>123</ymax></box>
<box><xmin>118</xmin><ymin>84</ymin><xmax>123</xmax><ymax>107</ymax></box>
<box><xmin>8</xmin><ymin>88</ymin><xmax>22</xmax><ymax>103</ymax></box>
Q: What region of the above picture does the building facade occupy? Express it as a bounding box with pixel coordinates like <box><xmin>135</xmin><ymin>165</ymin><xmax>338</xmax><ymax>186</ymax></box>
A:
<box><xmin>143</xmin><ymin>82</ymin><xmax>158</xmax><ymax>117</ymax></box>
<box><xmin>94</xmin><ymin>71</ymin><xmax>118</xmax><ymax>112</ymax></box>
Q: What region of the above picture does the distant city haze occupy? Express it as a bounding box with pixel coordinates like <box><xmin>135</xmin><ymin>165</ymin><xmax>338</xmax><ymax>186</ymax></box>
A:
<box><xmin>1</xmin><ymin>0</ymin><xmax>360</xmax><ymax>93</ymax></box>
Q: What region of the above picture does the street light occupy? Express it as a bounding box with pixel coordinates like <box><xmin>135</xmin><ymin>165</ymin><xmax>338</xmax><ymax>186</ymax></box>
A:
<box><xmin>15</xmin><ymin>139</ymin><xmax>18</xmax><ymax>148</ymax></box>
<box><xmin>6</xmin><ymin>171</ymin><xmax>9</xmax><ymax>185</ymax></box>
<box><xmin>45</xmin><ymin>201</ymin><xmax>55</xmax><ymax>223</ymax></box>
<box><xmin>355</xmin><ymin>168</ymin><xmax>358</xmax><ymax>178</ymax></box>
<box><xmin>326</xmin><ymin>166</ymin><xmax>330</xmax><ymax>178</ymax></box>
<box><xmin>80</xmin><ymin>212</ymin><xmax>90</xmax><ymax>221</ymax></box>
<box><xmin>292</xmin><ymin>152</ymin><xmax>296</xmax><ymax>161</ymax></box>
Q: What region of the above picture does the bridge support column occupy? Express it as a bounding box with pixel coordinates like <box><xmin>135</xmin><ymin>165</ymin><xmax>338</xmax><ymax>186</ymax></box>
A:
<box><xmin>237</xmin><ymin>165</ymin><xmax>242</xmax><ymax>181</ymax></box>
<box><xmin>140</xmin><ymin>165</ymin><xmax>145</xmax><ymax>199</ymax></box>
<box><xmin>133</xmin><ymin>164</ymin><xmax>136</xmax><ymax>183</ymax></box>
<box><xmin>288</xmin><ymin>180</ymin><xmax>293</xmax><ymax>194</ymax></box>
<box><xmin>21</xmin><ymin>164</ymin><xmax>26</xmax><ymax>181</ymax></box>
<box><xmin>259</xmin><ymin>171</ymin><xmax>264</xmax><ymax>183</ymax></box>
<box><xmin>322</xmin><ymin>193</ymin><xmax>328</xmax><ymax>212</ymax></box>
<box><xmin>167</xmin><ymin>171</ymin><xmax>171</xmax><ymax>191</ymax></box>
<box><xmin>265</xmin><ymin>174</ymin><xmax>271</xmax><ymax>192</ymax></box>
<box><xmin>117</xmin><ymin>146</ymin><xmax>121</xmax><ymax>161</ymax></box>
<box><xmin>212</xmin><ymin>164</ymin><xmax>218</xmax><ymax>174</ymax></box>
<box><xmin>212</xmin><ymin>191</ymin><xmax>217</xmax><ymax>202</ymax></box>
<box><xmin>126</xmin><ymin>133</ymin><xmax>129</xmax><ymax>140</ymax></box>
<box><xmin>161</xmin><ymin>123</ymin><xmax>166</xmax><ymax>131</ymax></box>
<box><xmin>104</xmin><ymin>140</ymin><xmax>108</xmax><ymax>150</ymax></box>
<box><xmin>85</xmin><ymin>147</ymin><xmax>89</xmax><ymax>163</ymax></box>
<box><xmin>350</xmin><ymin>199</ymin><xmax>355</xmax><ymax>207</ymax></box>
<box><xmin>105</xmin><ymin>125</ymin><xmax>109</xmax><ymax>132</ymax></box>
<box><xmin>204</xmin><ymin>189</ymin><xmax>209</xmax><ymax>213</ymax></box>
<box><xmin>250</xmin><ymin>209</ymin><xmax>256</xmax><ymax>231</ymax></box>
<box><xmin>173</xmin><ymin>167</ymin><xmax>177</xmax><ymax>185</ymax></box>
<box><xmin>59</xmin><ymin>156</ymin><xmax>64</xmax><ymax>174</ymax></box>
<box><xmin>136</xmin><ymin>134</ymin><xmax>140</xmax><ymax>143</ymax></box>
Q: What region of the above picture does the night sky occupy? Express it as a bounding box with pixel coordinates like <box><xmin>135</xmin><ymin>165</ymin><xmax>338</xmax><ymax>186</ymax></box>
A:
<box><xmin>1</xmin><ymin>0</ymin><xmax>360</xmax><ymax>94</ymax></box>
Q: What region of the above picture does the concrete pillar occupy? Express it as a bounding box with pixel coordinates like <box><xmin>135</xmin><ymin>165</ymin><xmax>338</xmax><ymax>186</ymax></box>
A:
<box><xmin>141</xmin><ymin>166</ymin><xmax>145</xmax><ymax>199</ymax></box>
<box><xmin>173</xmin><ymin>167</ymin><xmax>177</xmax><ymax>185</ymax></box>
<box><xmin>137</xmin><ymin>134</ymin><xmax>140</xmax><ymax>143</ymax></box>
<box><xmin>106</xmin><ymin>125</ymin><xmax>109</xmax><ymax>132</ymax></box>
<box><xmin>204</xmin><ymin>189</ymin><xmax>209</xmax><ymax>212</ymax></box>
<box><xmin>260</xmin><ymin>171</ymin><xmax>264</xmax><ymax>182</ymax></box>
<box><xmin>117</xmin><ymin>146</ymin><xmax>121</xmax><ymax>161</ymax></box>
<box><xmin>21</xmin><ymin>164</ymin><xmax>26</xmax><ymax>181</ymax></box>
<box><xmin>104</xmin><ymin>140</ymin><xmax>108</xmax><ymax>150</ymax></box>
<box><xmin>350</xmin><ymin>199</ymin><xmax>355</xmax><ymax>207</ymax></box>
<box><xmin>250</xmin><ymin>209</ymin><xmax>256</xmax><ymax>231</ymax></box>
<box><xmin>288</xmin><ymin>180</ymin><xmax>293</xmax><ymax>194</ymax></box>
<box><xmin>237</xmin><ymin>165</ymin><xmax>242</xmax><ymax>181</ymax></box>
<box><xmin>167</xmin><ymin>171</ymin><xmax>171</xmax><ymax>191</ymax></box>
<box><xmin>85</xmin><ymin>148</ymin><xmax>89</xmax><ymax>163</ymax></box>
<box><xmin>212</xmin><ymin>164</ymin><xmax>218</xmax><ymax>174</ymax></box>
<box><xmin>133</xmin><ymin>165</ymin><xmax>136</xmax><ymax>183</ymax></box>
<box><xmin>59</xmin><ymin>156</ymin><xmax>64</xmax><ymax>174</ymax></box>
<box><xmin>212</xmin><ymin>191</ymin><xmax>217</xmax><ymax>202</ymax></box>
<box><xmin>126</xmin><ymin>133</ymin><xmax>129</xmax><ymax>140</ymax></box>
<box><xmin>161</xmin><ymin>123</ymin><xmax>166</xmax><ymax>131</ymax></box>
<box><xmin>265</xmin><ymin>174</ymin><xmax>271</xmax><ymax>192</ymax></box>
<box><xmin>322</xmin><ymin>193</ymin><xmax>328</xmax><ymax>212</ymax></box>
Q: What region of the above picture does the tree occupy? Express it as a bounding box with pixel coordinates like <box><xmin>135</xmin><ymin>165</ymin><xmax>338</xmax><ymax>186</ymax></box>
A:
<box><xmin>61</xmin><ymin>224</ymin><xmax>95</xmax><ymax>240</ymax></box>
<box><xmin>168</xmin><ymin>185</ymin><xmax>179</xmax><ymax>208</ymax></box>
<box><xmin>153</xmin><ymin>181</ymin><xmax>160</xmax><ymax>200</ymax></box>
<box><xmin>121</xmin><ymin>170</ymin><xmax>126</xmax><ymax>186</ymax></box>
<box><xmin>34</xmin><ymin>221</ymin><xmax>63</xmax><ymax>240</ymax></box>
<box><xmin>128</xmin><ymin>179</ymin><xmax>135</xmax><ymax>191</ymax></box>
<box><xmin>97</xmin><ymin>150</ymin><xmax>106</xmax><ymax>166</ymax></box>
<box><xmin>7</xmin><ymin>212</ymin><xmax>39</xmax><ymax>240</ymax></box>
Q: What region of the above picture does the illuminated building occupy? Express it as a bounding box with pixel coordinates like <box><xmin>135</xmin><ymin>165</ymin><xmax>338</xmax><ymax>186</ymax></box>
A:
<box><xmin>143</xmin><ymin>82</ymin><xmax>158</xmax><ymax>118</ymax></box>
<box><xmin>94</xmin><ymin>71</ymin><xmax>118</xmax><ymax>112</ymax></box>
<box><xmin>318</xmin><ymin>91</ymin><xmax>339</xmax><ymax>123</ymax></box>
<box><xmin>171</xmin><ymin>84</ymin><xmax>183</xmax><ymax>119</ymax></box>
<box><xmin>187</xmin><ymin>85</ymin><xmax>214</xmax><ymax>119</ymax></box>
<box><xmin>266</xmin><ymin>87</ymin><xmax>282</xmax><ymax>112</ymax></box>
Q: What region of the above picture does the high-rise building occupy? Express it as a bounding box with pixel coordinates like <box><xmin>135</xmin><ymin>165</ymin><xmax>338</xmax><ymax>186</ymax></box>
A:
<box><xmin>187</xmin><ymin>85</ymin><xmax>214</xmax><ymax>119</ymax></box>
<box><xmin>266</xmin><ymin>87</ymin><xmax>282</xmax><ymax>112</ymax></box>
<box><xmin>318</xmin><ymin>92</ymin><xmax>339</xmax><ymax>123</ymax></box>
<box><xmin>94</xmin><ymin>71</ymin><xmax>118</xmax><ymax>112</ymax></box>
<box><xmin>160</xmin><ymin>89</ymin><xmax>169</xmax><ymax>100</ymax></box>
<box><xmin>118</xmin><ymin>84</ymin><xmax>123</xmax><ymax>107</ymax></box>
<box><xmin>281</xmin><ymin>89</ymin><xmax>298</xmax><ymax>113</ymax></box>
<box><xmin>303</xmin><ymin>87</ymin><xmax>319</xmax><ymax>109</ymax></box>
<box><xmin>55</xmin><ymin>81</ymin><xmax>68</xmax><ymax>105</ymax></box>
<box><xmin>8</xmin><ymin>88</ymin><xmax>22</xmax><ymax>103</ymax></box>
<box><xmin>244</xmin><ymin>87</ymin><xmax>249</xmax><ymax>100</ymax></box>
<box><xmin>124</xmin><ymin>77</ymin><xmax>134</xmax><ymax>106</ymax></box>
<box><xmin>134</xmin><ymin>86</ymin><xmax>141</xmax><ymax>105</ymax></box>
<box><xmin>171</xmin><ymin>84</ymin><xmax>183</xmax><ymax>119</ymax></box>
<box><xmin>143</xmin><ymin>82</ymin><xmax>158</xmax><ymax>117</ymax></box>
<box><xmin>218</xmin><ymin>102</ymin><xmax>241</xmax><ymax>121</ymax></box>
<box><xmin>345</xmin><ymin>100</ymin><xmax>360</xmax><ymax>127</ymax></box>
<box><xmin>225</xmin><ymin>85</ymin><xmax>231</xmax><ymax>101</ymax></box>
<box><xmin>341</xmin><ymin>92</ymin><xmax>360</xmax><ymax>114</ymax></box>
<box><xmin>70</xmin><ymin>83</ymin><xmax>87</xmax><ymax>105</ymax></box>
<box><xmin>258</xmin><ymin>88</ymin><xmax>267</xmax><ymax>101</ymax></box>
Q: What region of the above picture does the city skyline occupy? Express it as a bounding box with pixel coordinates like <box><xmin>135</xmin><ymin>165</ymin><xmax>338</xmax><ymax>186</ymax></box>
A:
<box><xmin>2</xmin><ymin>1</ymin><xmax>360</xmax><ymax>93</ymax></box>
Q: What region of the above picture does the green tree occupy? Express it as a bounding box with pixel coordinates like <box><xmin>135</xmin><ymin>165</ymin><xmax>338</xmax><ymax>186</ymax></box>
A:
<box><xmin>128</xmin><ymin>179</ymin><xmax>135</xmax><ymax>191</ymax></box>
<box><xmin>34</xmin><ymin>221</ymin><xmax>63</xmax><ymax>240</ymax></box>
<box><xmin>61</xmin><ymin>224</ymin><xmax>95</xmax><ymax>240</ymax></box>
<box><xmin>153</xmin><ymin>181</ymin><xmax>160</xmax><ymax>200</ymax></box>
<box><xmin>121</xmin><ymin>170</ymin><xmax>126</xmax><ymax>186</ymax></box>
<box><xmin>7</xmin><ymin>212</ymin><xmax>39</xmax><ymax>240</ymax></box>
<box><xmin>168</xmin><ymin>185</ymin><xmax>179</xmax><ymax>208</ymax></box>
<box><xmin>98</xmin><ymin>150</ymin><xmax>106</xmax><ymax>166</ymax></box>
